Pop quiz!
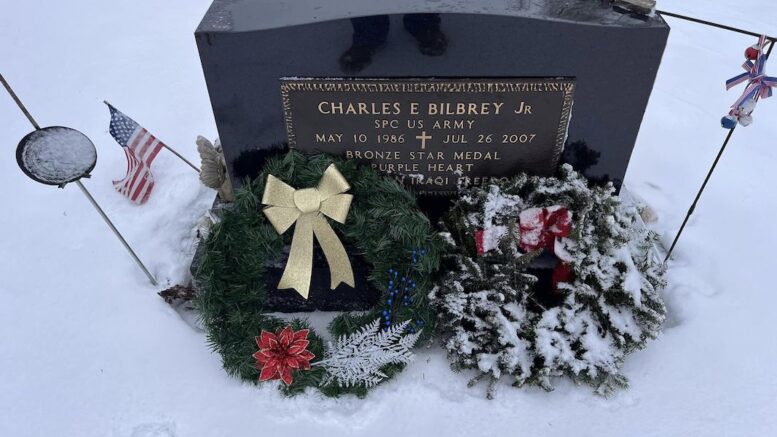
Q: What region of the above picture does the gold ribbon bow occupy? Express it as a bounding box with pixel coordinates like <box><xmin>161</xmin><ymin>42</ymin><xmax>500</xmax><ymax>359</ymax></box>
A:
<box><xmin>261</xmin><ymin>164</ymin><xmax>355</xmax><ymax>299</ymax></box>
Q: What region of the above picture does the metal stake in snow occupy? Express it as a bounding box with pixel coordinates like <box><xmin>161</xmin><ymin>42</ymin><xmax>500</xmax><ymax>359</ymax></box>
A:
<box><xmin>72</xmin><ymin>180</ymin><xmax>158</xmax><ymax>286</ymax></box>
<box><xmin>664</xmin><ymin>40</ymin><xmax>775</xmax><ymax>263</ymax></box>
<box><xmin>2</xmin><ymin>73</ymin><xmax>158</xmax><ymax>286</ymax></box>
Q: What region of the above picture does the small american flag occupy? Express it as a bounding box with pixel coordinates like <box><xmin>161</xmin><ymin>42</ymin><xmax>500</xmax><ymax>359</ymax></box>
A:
<box><xmin>106</xmin><ymin>103</ymin><xmax>165</xmax><ymax>204</ymax></box>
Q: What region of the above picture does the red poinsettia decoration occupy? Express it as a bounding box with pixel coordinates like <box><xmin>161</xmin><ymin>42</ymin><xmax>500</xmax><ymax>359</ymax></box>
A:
<box><xmin>253</xmin><ymin>326</ymin><xmax>315</xmax><ymax>385</ymax></box>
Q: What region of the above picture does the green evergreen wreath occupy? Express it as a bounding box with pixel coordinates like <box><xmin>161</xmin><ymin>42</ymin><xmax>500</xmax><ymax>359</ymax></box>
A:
<box><xmin>195</xmin><ymin>151</ymin><xmax>442</xmax><ymax>397</ymax></box>
<box><xmin>433</xmin><ymin>165</ymin><xmax>666</xmax><ymax>397</ymax></box>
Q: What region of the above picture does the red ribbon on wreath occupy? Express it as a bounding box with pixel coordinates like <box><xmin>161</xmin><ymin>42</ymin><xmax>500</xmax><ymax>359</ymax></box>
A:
<box><xmin>550</xmin><ymin>260</ymin><xmax>574</xmax><ymax>291</ymax></box>
<box><xmin>253</xmin><ymin>326</ymin><xmax>315</xmax><ymax>385</ymax></box>
<box><xmin>519</xmin><ymin>206</ymin><xmax>574</xmax><ymax>290</ymax></box>
<box><xmin>474</xmin><ymin>229</ymin><xmax>486</xmax><ymax>255</ymax></box>
<box><xmin>473</xmin><ymin>206</ymin><xmax>575</xmax><ymax>290</ymax></box>
<box><xmin>518</xmin><ymin>206</ymin><xmax>572</xmax><ymax>253</ymax></box>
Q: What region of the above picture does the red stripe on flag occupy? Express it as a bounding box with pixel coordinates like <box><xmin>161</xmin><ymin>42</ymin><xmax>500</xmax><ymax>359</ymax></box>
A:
<box><xmin>145</xmin><ymin>140</ymin><xmax>164</xmax><ymax>166</ymax></box>
<box><xmin>113</xmin><ymin>149</ymin><xmax>137</xmax><ymax>195</ymax></box>
<box><xmin>138</xmin><ymin>180</ymin><xmax>155</xmax><ymax>204</ymax></box>
<box><xmin>130</xmin><ymin>172</ymin><xmax>150</xmax><ymax>203</ymax></box>
<box><xmin>124</xmin><ymin>148</ymin><xmax>131</xmax><ymax>175</ymax></box>
<box><xmin>137</xmin><ymin>135</ymin><xmax>156</xmax><ymax>161</ymax></box>
<box><xmin>123</xmin><ymin>152</ymin><xmax>140</xmax><ymax>195</ymax></box>
<box><xmin>124</xmin><ymin>152</ymin><xmax>145</xmax><ymax>197</ymax></box>
<box><xmin>120</xmin><ymin>161</ymin><xmax>134</xmax><ymax>195</ymax></box>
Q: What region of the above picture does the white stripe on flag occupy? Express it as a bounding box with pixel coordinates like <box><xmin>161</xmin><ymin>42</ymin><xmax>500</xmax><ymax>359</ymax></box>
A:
<box><xmin>127</xmin><ymin>128</ymin><xmax>147</xmax><ymax>152</ymax></box>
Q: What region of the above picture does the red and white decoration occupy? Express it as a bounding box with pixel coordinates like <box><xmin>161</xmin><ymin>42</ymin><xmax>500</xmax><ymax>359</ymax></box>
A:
<box><xmin>722</xmin><ymin>35</ymin><xmax>777</xmax><ymax>129</ymax></box>
<box><xmin>517</xmin><ymin>206</ymin><xmax>572</xmax><ymax>254</ymax></box>
<box><xmin>475</xmin><ymin>205</ymin><xmax>575</xmax><ymax>290</ymax></box>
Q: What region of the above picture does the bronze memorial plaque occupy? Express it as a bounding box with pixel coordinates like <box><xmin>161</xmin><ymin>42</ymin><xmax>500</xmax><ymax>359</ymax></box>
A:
<box><xmin>280</xmin><ymin>78</ymin><xmax>575</xmax><ymax>194</ymax></box>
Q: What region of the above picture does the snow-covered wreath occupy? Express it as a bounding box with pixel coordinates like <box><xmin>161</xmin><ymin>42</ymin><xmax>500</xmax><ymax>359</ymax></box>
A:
<box><xmin>433</xmin><ymin>165</ymin><xmax>667</xmax><ymax>397</ymax></box>
<box><xmin>195</xmin><ymin>151</ymin><xmax>442</xmax><ymax>397</ymax></box>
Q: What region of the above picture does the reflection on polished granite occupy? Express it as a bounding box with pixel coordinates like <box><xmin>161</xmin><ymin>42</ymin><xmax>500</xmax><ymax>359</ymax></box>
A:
<box><xmin>198</xmin><ymin>0</ymin><xmax>662</xmax><ymax>32</ymax></box>
<box><xmin>196</xmin><ymin>0</ymin><xmax>669</xmax><ymax>191</ymax></box>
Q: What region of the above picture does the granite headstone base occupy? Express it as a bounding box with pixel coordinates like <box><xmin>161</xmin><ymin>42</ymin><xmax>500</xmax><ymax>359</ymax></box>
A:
<box><xmin>261</xmin><ymin>243</ymin><xmax>381</xmax><ymax>312</ymax></box>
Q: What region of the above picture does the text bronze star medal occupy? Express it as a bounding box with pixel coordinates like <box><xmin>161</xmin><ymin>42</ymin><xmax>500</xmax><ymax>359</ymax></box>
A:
<box><xmin>280</xmin><ymin>78</ymin><xmax>575</xmax><ymax>194</ymax></box>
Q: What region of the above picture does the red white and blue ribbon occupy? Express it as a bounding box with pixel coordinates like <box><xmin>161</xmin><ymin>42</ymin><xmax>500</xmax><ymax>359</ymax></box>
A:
<box><xmin>722</xmin><ymin>35</ymin><xmax>777</xmax><ymax>128</ymax></box>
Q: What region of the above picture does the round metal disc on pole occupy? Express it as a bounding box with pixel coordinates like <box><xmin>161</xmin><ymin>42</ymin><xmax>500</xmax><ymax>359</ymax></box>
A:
<box><xmin>12</xmin><ymin>123</ymin><xmax>158</xmax><ymax>286</ymax></box>
<box><xmin>16</xmin><ymin>126</ymin><xmax>97</xmax><ymax>186</ymax></box>
<box><xmin>4</xmin><ymin>73</ymin><xmax>157</xmax><ymax>286</ymax></box>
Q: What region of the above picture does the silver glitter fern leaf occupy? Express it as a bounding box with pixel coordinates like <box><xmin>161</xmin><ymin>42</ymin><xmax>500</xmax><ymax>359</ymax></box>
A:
<box><xmin>319</xmin><ymin>319</ymin><xmax>421</xmax><ymax>388</ymax></box>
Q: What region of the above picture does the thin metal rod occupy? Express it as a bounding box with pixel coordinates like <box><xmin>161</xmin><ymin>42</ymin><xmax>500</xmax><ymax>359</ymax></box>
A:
<box><xmin>103</xmin><ymin>100</ymin><xmax>200</xmax><ymax>173</ymax></box>
<box><xmin>657</xmin><ymin>10</ymin><xmax>776</xmax><ymax>42</ymax></box>
<box><xmin>2</xmin><ymin>76</ymin><xmax>158</xmax><ymax>286</ymax></box>
<box><xmin>75</xmin><ymin>180</ymin><xmax>158</xmax><ymax>286</ymax></box>
<box><xmin>161</xmin><ymin>143</ymin><xmax>201</xmax><ymax>173</ymax></box>
<box><xmin>665</xmin><ymin>41</ymin><xmax>774</xmax><ymax>263</ymax></box>
<box><xmin>0</xmin><ymin>73</ymin><xmax>41</xmax><ymax>129</ymax></box>
<box><xmin>664</xmin><ymin>128</ymin><xmax>735</xmax><ymax>263</ymax></box>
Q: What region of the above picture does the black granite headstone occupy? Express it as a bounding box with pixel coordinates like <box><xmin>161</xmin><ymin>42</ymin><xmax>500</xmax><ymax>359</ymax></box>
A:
<box><xmin>194</xmin><ymin>0</ymin><xmax>669</xmax><ymax>311</ymax></box>
<box><xmin>196</xmin><ymin>0</ymin><xmax>669</xmax><ymax>190</ymax></box>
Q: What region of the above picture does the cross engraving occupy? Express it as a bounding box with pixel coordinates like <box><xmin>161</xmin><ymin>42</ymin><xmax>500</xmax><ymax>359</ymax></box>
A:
<box><xmin>415</xmin><ymin>131</ymin><xmax>432</xmax><ymax>149</ymax></box>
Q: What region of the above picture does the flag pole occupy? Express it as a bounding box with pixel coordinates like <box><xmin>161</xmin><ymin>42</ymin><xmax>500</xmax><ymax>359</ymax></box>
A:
<box><xmin>102</xmin><ymin>100</ymin><xmax>200</xmax><ymax>173</ymax></box>
<box><xmin>161</xmin><ymin>143</ymin><xmax>201</xmax><ymax>173</ymax></box>
<box><xmin>2</xmin><ymin>73</ymin><xmax>158</xmax><ymax>286</ymax></box>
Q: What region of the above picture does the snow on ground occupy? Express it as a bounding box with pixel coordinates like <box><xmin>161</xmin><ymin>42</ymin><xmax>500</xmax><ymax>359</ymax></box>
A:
<box><xmin>1</xmin><ymin>1</ymin><xmax>777</xmax><ymax>436</ymax></box>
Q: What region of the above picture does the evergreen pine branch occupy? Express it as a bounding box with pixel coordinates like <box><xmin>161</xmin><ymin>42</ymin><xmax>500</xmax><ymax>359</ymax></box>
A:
<box><xmin>433</xmin><ymin>164</ymin><xmax>667</xmax><ymax>396</ymax></box>
<box><xmin>193</xmin><ymin>150</ymin><xmax>442</xmax><ymax>398</ymax></box>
